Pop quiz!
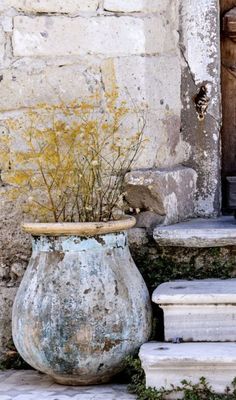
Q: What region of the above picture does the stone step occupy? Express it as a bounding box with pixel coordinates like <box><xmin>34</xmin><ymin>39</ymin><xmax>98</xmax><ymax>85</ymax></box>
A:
<box><xmin>139</xmin><ymin>342</ymin><xmax>236</xmax><ymax>399</ymax></box>
<box><xmin>152</xmin><ymin>279</ymin><xmax>236</xmax><ymax>342</ymax></box>
<box><xmin>153</xmin><ymin>216</ymin><xmax>236</xmax><ymax>247</ymax></box>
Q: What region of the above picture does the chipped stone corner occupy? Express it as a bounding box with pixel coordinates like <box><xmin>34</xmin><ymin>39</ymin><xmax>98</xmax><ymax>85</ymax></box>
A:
<box><xmin>125</xmin><ymin>166</ymin><xmax>197</xmax><ymax>226</ymax></box>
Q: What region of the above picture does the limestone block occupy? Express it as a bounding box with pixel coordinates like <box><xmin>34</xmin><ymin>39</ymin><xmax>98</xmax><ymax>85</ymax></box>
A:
<box><xmin>134</xmin><ymin>113</ymin><xmax>188</xmax><ymax>169</ymax></box>
<box><xmin>0</xmin><ymin>287</ymin><xmax>18</xmax><ymax>352</ymax></box>
<box><xmin>12</xmin><ymin>16</ymin><xmax>175</xmax><ymax>57</ymax></box>
<box><xmin>104</xmin><ymin>0</ymin><xmax>177</xmax><ymax>14</ymax></box>
<box><xmin>102</xmin><ymin>54</ymin><xmax>187</xmax><ymax>168</ymax></box>
<box><xmin>125</xmin><ymin>166</ymin><xmax>197</xmax><ymax>225</ymax></box>
<box><xmin>0</xmin><ymin>64</ymin><xmax>100</xmax><ymax>111</ymax></box>
<box><xmin>101</xmin><ymin>55</ymin><xmax>181</xmax><ymax>115</ymax></box>
<box><xmin>153</xmin><ymin>280</ymin><xmax>236</xmax><ymax>342</ymax></box>
<box><xmin>153</xmin><ymin>216</ymin><xmax>236</xmax><ymax>247</ymax></box>
<box><xmin>102</xmin><ymin>55</ymin><xmax>186</xmax><ymax>168</ymax></box>
<box><xmin>8</xmin><ymin>0</ymin><xmax>98</xmax><ymax>13</ymax></box>
<box><xmin>140</xmin><ymin>342</ymin><xmax>236</xmax><ymax>398</ymax></box>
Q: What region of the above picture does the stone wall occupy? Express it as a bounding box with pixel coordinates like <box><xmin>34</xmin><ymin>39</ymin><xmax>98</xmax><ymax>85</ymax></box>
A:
<box><xmin>129</xmin><ymin>228</ymin><xmax>236</xmax><ymax>294</ymax></box>
<box><xmin>0</xmin><ymin>0</ymin><xmax>222</xmax><ymax>362</ymax></box>
<box><xmin>0</xmin><ymin>0</ymin><xmax>190</xmax><ymax>361</ymax></box>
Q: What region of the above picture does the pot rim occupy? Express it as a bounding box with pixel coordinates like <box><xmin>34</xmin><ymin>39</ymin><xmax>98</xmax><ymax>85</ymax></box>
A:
<box><xmin>22</xmin><ymin>216</ymin><xmax>136</xmax><ymax>236</ymax></box>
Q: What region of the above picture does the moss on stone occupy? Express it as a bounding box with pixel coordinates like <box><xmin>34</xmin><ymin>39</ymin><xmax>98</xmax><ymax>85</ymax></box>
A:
<box><xmin>129</xmin><ymin>231</ymin><xmax>236</xmax><ymax>339</ymax></box>
<box><xmin>130</xmin><ymin>235</ymin><xmax>236</xmax><ymax>294</ymax></box>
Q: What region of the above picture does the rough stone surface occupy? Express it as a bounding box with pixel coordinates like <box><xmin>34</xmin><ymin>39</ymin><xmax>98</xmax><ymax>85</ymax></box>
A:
<box><xmin>102</xmin><ymin>55</ymin><xmax>181</xmax><ymax>121</ymax></box>
<box><xmin>129</xmin><ymin>228</ymin><xmax>236</xmax><ymax>295</ymax></box>
<box><xmin>0</xmin><ymin>193</ymin><xmax>30</xmax><ymax>283</ymax></box>
<box><xmin>1</xmin><ymin>17</ymin><xmax>13</xmax><ymax>33</ymax></box>
<box><xmin>180</xmin><ymin>0</ymin><xmax>221</xmax><ymax>217</ymax></box>
<box><xmin>8</xmin><ymin>0</ymin><xmax>99</xmax><ymax>13</ymax></box>
<box><xmin>0</xmin><ymin>370</ymin><xmax>136</xmax><ymax>399</ymax></box>
<box><xmin>153</xmin><ymin>279</ymin><xmax>236</xmax><ymax>342</ymax></box>
<box><xmin>153</xmin><ymin>216</ymin><xmax>236</xmax><ymax>247</ymax></box>
<box><xmin>0</xmin><ymin>194</ymin><xmax>30</xmax><ymax>359</ymax></box>
<box><xmin>140</xmin><ymin>342</ymin><xmax>236</xmax><ymax>397</ymax></box>
<box><xmin>104</xmin><ymin>0</ymin><xmax>144</xmax><ymax>12</ymax></box>
<box><xmin>0</xmin><ymin>64</ymin><xmax>100</xmax><ymax>111</ymax></box>
<box><xmin>134</xmin><ymin>212</ymin><xmax>165</xmax><ymax>232</ymax></box>
<box><xmin>125</xmin><ymin>166</ymin><xmax>197</xmax><ymax>225</ymax></box>
<box><xmin>0</xmin><ymin>287</ymin><xmax>18</xmax><ymax>352</ymax></box>
<box><xmin>13</xmin><ymin>16</ymin><xmax>171</xmax><ymax>57</ymax></box>
<box><xmin>101</xmin><ymin>55</ymin><xmax>187</xmax><ymax>168</ymax></box>
<box><xmin>104</xmin><ymin>0</ymin><xmax>168</xmax><ymax>13</ymax></box>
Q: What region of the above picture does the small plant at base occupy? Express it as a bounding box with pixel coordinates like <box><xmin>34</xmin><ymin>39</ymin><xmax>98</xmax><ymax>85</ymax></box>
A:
<box><xmin>125</xmin><ymin>356</ymin><xmax>236</xmax><ymax>400</ymax></box>
<box><xmin>0</xmin><ymin>91</ymin><xmax>146</xmax><ymax>222</ymax></box>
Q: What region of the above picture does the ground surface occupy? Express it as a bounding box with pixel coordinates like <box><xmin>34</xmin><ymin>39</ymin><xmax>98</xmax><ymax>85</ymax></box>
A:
<box><xmin>0</xmin><ymin>370</ymin><xmax>136</xmax><ymax>399</ymax></box>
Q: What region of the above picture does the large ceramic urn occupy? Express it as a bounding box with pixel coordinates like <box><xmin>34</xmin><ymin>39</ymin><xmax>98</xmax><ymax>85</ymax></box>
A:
<box><xmin>12</xmin><ymin>217</ymin><xmax>152</xmax><ymax>385</ymax></box>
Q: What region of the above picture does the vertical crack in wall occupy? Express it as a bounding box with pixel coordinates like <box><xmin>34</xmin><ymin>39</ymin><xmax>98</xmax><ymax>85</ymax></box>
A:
<box><xmin>179</xmin><ymin>44</ymin><xmax>197</xmax><ymax>88</ymax></box>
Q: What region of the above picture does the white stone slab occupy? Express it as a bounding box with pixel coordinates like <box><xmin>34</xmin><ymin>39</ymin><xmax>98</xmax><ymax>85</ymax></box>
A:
<box><xmin>153</xmin><ymin>216</ymin><xmax>236</xmax><ymax>247</ymax></box>
<box><xmin>12</xmin><ymin>16</ymin><xmax>169</xmax><ymax>57</ymax></box>
<box><xmin>153</xmin><ymin>279</ymin><xmax>236</xmax><ymax>304</ymax></box>
<box><xmin>153</xmin><ymin>280</ymin><xmax>236</xmax><ymax>342</ymax></box>
<box><xmin>140</xmin><ymin>342</ymin><xmax>236</xmax><ymax>398</ymax></box>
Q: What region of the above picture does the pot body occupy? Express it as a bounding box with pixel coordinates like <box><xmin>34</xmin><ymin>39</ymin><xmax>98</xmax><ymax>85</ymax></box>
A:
<box><xmin>12</xmin><ymin>231</ymin><xmax>152</xmax><ymax>385</ymax></box>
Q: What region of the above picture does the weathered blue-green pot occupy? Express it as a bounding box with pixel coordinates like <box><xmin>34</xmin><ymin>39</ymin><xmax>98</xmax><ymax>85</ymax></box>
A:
<box><xmin>12</xmin><ymin>218</ymin><xmax>152</xmax><ymax>385</ymax></box>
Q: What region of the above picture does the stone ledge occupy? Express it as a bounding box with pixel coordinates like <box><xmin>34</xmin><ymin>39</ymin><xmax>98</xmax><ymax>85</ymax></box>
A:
<box><xmin>153</xmin><ymin>216</ymin><xmax>236</xmax><ymax>247</ymax></box>
<box><xmin>152</xmin><ymin>279</ymin><xmax>236</xmax><ymax>304</ymax></box>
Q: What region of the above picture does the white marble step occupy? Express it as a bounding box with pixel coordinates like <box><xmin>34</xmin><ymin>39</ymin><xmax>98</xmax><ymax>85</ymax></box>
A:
<box><xmin>152</xmin><ymin>279</ymin><xmax>236</xmax><ymax>342</ymax></box>
<box><xmin>139</xmin><ymin>342</ymin><xmax>236</xmax><ymax>399</ymax></box>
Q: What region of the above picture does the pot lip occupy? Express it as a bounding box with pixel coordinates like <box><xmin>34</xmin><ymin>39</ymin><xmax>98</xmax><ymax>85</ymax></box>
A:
<box><xmin>22</xmin><ymin>216</ymin><xmax>136</xmax><ymax>236</ymax></box>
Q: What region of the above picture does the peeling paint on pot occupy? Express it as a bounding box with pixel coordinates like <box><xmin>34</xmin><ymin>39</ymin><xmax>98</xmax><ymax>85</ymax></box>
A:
<box><xmin>12</xmin><ymin>231</ymin><xmax>152</xmax><ymax>385</ymax></box>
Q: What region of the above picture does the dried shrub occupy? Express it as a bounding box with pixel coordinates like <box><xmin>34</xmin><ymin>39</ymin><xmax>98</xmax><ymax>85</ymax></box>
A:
<box><xmin>0</xmin><ymin>91</ymin><xmax>146</xmax><ymax>222</ymax></box>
